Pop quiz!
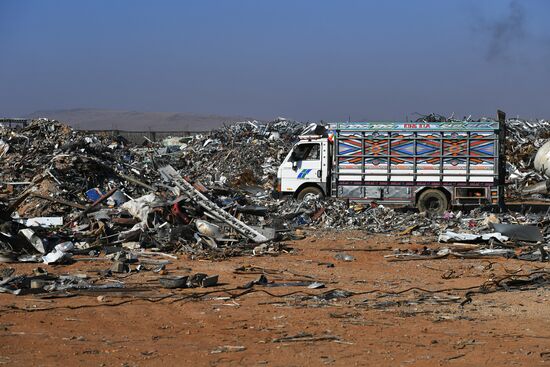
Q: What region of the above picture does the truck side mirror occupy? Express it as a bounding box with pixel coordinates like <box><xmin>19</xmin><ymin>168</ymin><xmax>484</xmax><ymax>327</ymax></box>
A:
<box><xmin>292</xmin><ymin>161</ymin><xmax>298</xmax><ymax>171</ymax></box>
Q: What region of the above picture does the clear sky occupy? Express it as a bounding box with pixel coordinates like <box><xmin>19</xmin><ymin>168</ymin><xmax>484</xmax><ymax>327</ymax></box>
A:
<box><xmin>1</xmin><ymin>0</ymin><xmax>549</xmax><ymax>122</ymax></box>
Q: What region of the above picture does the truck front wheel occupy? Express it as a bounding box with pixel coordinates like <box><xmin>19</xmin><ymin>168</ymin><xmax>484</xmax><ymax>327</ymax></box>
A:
<box><xmin>417</xmin><ymin>189</ymin><xmax>448</xmax><ymax>216</ymax></box>
<box><xmin>296</xmin><ymin>186</ymin><xmax>325</xmax><ymax>201</ymax></box>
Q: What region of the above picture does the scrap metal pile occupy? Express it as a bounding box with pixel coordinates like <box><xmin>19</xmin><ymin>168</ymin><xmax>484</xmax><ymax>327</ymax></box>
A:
<box><xmin>0</xmin><ymin>118</ymin><xmax>313</xmax><ymax>265</ymax></box>
<box><xmin>506</xmin><ymin>118</ymin><xmax>550</xmax><ymax>197</ymax></box>
<box><xmin>0</xmin><ymin>115</ymin><xmax>549</xmax><ymax>279</ymax></box>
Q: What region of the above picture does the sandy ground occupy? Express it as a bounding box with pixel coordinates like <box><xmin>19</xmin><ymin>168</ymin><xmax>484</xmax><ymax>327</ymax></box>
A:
<box><xmin>0</xmin><ymin>231</ymin><xmax>549</xmax><ymax>366</ymax></box>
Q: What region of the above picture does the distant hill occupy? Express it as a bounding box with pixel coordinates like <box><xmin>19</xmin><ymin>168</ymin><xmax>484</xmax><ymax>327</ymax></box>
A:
<box><xmin>24</xmin><ymin>108</ymin><xmax>257</xmax><ymax>131</ymax></box>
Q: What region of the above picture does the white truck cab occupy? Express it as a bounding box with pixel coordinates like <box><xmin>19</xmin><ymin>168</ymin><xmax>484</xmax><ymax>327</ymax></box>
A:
<box><xmin>277</xmin><ymin>135</ymin><xmax>330</xmax><ymax>200</ymax></box>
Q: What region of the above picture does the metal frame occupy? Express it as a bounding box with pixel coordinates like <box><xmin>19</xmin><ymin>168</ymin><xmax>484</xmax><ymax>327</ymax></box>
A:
<box><xmin>330</xmin><ymin>120</ymin><xmax>503</xmax><ymax>203</ymax></box>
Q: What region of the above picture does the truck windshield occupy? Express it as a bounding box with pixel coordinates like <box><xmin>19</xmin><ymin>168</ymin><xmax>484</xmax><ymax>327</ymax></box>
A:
<box><xmin>293</xmin><ymin>143</ymin><xmax>320</xmax><ymax>161</ymax></box>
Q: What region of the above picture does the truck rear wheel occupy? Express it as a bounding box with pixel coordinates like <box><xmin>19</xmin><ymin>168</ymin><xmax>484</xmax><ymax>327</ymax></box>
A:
<box><xmin>417</xmin><ymin>189</ymin><xmax>448</xmax><ymax>216</ymax></box>
<box><xmin>296</xmin><ymin>186</ymin><xmax>324</xmax><ymax>201</ymax></box>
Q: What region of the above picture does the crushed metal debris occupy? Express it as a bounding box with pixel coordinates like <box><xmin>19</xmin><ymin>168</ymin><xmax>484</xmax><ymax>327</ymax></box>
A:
<box><xmin>1</xmin><ymin>115</ymin><xmax>550</xmax><ymax>300</ymax></box>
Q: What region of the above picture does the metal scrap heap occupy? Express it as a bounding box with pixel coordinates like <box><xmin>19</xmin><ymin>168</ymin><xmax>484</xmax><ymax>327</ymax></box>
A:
<box><xmin>0</xmin><ymin>115</ymin><xmax>549</xmax><ymax>281</ymax></box>
<box><xmin>0</xmin><ymin>118</ymin><xmax>310</xmax><ymax>266</ymax></box>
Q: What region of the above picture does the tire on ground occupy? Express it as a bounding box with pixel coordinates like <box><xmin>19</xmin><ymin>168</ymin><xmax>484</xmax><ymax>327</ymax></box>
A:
<box><xmin>416</xmin><ymin>189</ymin><xmax>449</xmax><ymax>216</ymax></box>
<box><xmin>296</xmin><ymin>186</ymin><xmax>325</xmax><ymax>201</ymax></box>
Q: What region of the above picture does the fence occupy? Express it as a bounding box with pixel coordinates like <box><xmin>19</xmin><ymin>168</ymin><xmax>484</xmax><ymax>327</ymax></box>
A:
<box><xmin>0</xmin><ymin>118</ymin><xmax>29</xmax><ymax>128</ymax></box>
<box><xmin>84</xmin><ymin>130</ymin><xmax>206</xmax><ymax>144</ymax></box>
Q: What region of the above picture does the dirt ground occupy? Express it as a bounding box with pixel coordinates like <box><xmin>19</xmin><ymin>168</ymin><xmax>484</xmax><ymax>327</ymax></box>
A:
<box><xmin>1</xmin><ymin>231</ymin><xmax>549</xmax><ymax>366</ymax></box>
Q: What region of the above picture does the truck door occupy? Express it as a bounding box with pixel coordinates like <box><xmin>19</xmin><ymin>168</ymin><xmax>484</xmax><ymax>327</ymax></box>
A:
<box><xmin>280</xmin><ymin>142</ymin><xmax>323</xmax><ymax>193</ymax></box>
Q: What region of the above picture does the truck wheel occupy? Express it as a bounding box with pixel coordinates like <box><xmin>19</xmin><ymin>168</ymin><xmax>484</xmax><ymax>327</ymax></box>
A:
<box><xmin>296</xmin><ymin>186</ymin><xmax>324</xmax><ymax>201</ymax></box>
<box><xmin>417</xmin><ymin>189</ymin><xmax>448</xmax><ymax>216</ymax></box>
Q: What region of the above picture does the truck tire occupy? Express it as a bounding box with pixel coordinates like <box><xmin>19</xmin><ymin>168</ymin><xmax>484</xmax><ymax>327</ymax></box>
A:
<box><xmin>296</xmin><ymin>186</ymin><xmax>324</xmax><ymax>201</ymax></box>
<box><xmin>417</xmin><ymin>189</ymin><xmax>448</xmax><ymax>216</ymax></box>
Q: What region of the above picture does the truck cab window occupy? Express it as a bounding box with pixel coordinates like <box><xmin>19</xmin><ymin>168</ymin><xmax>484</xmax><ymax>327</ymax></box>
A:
<box><xmin>293</xmin><ymin>143</ymin><xmax>320</xmax><ymax>161</ymax></box>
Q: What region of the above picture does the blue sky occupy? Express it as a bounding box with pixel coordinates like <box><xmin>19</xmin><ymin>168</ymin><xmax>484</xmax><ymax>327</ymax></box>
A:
<box><xmin>1</xmin><ymin>0</ymin><xmax>549</xmax><ymax>122</ymax></box>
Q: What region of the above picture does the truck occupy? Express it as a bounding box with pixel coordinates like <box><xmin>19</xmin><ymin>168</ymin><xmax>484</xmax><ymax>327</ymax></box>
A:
<box><xmin>276</xmin><ymin>111</ymin><xmax>506</xmax><ymax>215</ymax></box>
